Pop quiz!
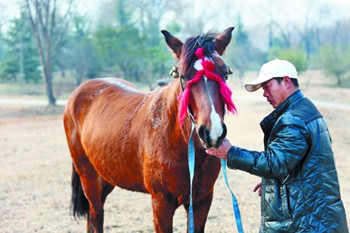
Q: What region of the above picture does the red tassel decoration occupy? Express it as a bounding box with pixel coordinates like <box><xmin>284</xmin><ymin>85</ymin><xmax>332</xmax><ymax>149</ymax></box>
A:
<box><xmin>178</xmin><ymin>47</ymin><xmax>237</xmax><ymax>126</ymax></box>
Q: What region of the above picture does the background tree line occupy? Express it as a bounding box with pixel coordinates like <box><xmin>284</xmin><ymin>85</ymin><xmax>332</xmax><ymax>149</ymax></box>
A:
<box><xmin>0</xmin><ymin>0</ymin><xmax>349</xmax><ymax>105</ymax></box>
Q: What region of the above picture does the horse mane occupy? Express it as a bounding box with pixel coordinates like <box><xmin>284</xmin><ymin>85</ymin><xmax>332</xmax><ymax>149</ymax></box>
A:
<box><xmin>180</xmin><ymin>32</ymin><xmax>217</xmax><ymax>76</ymax></box>
<box><xmin>157</xmin><ymin>78</ymin><xmax>173</xmax><ymax>87</ymax></box>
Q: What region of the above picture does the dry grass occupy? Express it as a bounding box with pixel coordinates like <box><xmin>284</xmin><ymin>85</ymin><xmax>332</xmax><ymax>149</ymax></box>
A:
<box><xmin>0</xmin><ymin>70</ymin><xmax>349</xmax><ymax>232</ymax></box>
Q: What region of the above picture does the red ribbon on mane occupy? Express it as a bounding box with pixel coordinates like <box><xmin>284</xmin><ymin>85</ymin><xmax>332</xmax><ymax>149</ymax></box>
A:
<box><xmin>178</xmin><ymin>47</ymin><xmax>237</xmax><ymax>126</ymax></box>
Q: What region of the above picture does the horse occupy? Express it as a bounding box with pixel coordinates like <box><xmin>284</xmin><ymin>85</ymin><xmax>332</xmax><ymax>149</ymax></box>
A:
<box><xmin>63</xmin><ymin>27</ymin><xmax>235</xmax><ymax>233</ymax></box>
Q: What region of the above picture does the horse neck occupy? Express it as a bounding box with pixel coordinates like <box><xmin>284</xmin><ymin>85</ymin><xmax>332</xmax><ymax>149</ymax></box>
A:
<box><xmin>157</xmin><ymin>79</ymin><xmax>207</xmax><ymax>159</ymax></box>
<box><xmin>162</xmin><ymin>78</ymin><xmax>193</xmax><ymax>142</ymax></box>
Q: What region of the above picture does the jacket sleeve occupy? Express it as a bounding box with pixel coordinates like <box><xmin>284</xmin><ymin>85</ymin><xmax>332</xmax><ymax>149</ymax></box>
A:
<box><xmin>227</xmin><ymin>114</ymin><xmax>309</xmax><ymax>179</ymax></box>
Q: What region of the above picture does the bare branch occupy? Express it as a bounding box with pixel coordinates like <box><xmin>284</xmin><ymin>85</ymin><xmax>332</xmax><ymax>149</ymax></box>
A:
<box><xmin>24</xmin><ymin>0</ymin><xmax>74</xmax><ymax>105</ymax></box>
<box><xmin>52</xmin><ymin>0</ymin><xmax>73</xmax><ymax>57</ymax></box>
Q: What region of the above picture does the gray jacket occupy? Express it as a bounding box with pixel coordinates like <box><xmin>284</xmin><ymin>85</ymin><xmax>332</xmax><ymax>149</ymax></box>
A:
<box><xmin>227</xmin><ymin>90</ymin><xmax>348</xmax><ymax>232</ymax></box>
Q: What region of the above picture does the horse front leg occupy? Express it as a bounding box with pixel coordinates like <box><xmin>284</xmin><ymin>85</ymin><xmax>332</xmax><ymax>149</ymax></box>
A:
<box><xmin>183</xmin><ymin>192</ymin><xmax>213</xmax><ymax>233</ymax></box>
<box><xmin>151</xmin><ymin>193</ymin><xmax>177</xmax><ymax>233</ymax></box>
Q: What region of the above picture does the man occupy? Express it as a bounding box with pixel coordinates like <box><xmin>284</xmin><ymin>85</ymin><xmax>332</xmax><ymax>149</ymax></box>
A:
<box><xmin>206</xmin><ymin>59</ymin><xmax>348</xmax><ymax>232</ymax></box>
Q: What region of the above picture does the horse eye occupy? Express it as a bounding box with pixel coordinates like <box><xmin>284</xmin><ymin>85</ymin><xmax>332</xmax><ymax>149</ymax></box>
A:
<box><xmin>224</xmin><ymin>66</ymin><xmax>233</xmax><ymax>80</ymax></box>
<box><xmin>224</xmin><ymin>74</ymin><xmax>229</xmax><ymax>81</ymax></box>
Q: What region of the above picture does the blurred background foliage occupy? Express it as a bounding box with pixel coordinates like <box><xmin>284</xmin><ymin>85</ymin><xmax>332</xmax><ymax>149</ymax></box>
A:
<box><xmin>0</xmin><ymin>0</ymin><xmax>349</xmax><ymax>105</ymax></box>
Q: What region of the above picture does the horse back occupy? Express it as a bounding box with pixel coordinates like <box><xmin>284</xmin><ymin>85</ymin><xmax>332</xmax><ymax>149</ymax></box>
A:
<box><xmin>64</xmin><ymin>78</ymin><xmax>149</xmax><ymax>192</ymax></box>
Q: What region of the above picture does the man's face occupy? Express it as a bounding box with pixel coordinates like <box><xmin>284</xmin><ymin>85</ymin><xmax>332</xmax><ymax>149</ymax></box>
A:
<box><xmin>261</xmin><ymin>78</ymin><xmax>287</xmax><ymax>108</ymax></box>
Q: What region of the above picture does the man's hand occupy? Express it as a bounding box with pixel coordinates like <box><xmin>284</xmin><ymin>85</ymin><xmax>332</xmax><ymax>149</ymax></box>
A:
<box><xmin>253</xmin><ymin>182</ymin><xmax>262</xmax><ymax>196</ymax></box>
<box><xmin>205</xmin><ymin>138</ymin><xmax>232</xmax><ymax>159</ymax></box>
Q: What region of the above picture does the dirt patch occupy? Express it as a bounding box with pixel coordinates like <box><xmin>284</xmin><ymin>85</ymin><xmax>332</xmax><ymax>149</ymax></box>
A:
<box><xmin>0</xmin><ymin>105</ymin><xmax>65</xmax><ymax>120</ymax></box>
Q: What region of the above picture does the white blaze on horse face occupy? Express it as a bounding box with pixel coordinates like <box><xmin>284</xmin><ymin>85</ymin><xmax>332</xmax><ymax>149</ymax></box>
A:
<box><xmin>194</xmin><ymin>57</ymin><xmax>210</xmax><ymax>70</ymax></box>
<box><xmin>204</xmin><ymin>77</ymin><xmax>223</xmax><ymax>142</ymax></box>
<box><xmin>206</xmin><ymin>53</ymin><xmax>226</xmax><ymax>143</ymax></box>
<box><xmin>194</xmin><ymin>57</ymin><xmax>223</xmax><ymax>142</ymax></box>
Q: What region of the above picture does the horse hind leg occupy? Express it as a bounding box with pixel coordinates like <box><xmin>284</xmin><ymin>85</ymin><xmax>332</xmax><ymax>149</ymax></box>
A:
<box><xmin>69</xmin><ymin>139</ymin><xmax>114</xmax><ymax>233</ymax></box>
<box><xmin>71</xmin><ymin>164</ymin><xmax>89</xmax><ymax>218</ymax></box>
<box><xmin>85</xmin><ymin>175</ymin><xmax>114</xmax><ymax>233</ymax></box>
<box><xmin>65</xmin><ymin>117</ymin><xmax>113</xmax><ymax>232</ymax></box>
<box><xmin>71</xmin><ymin>162</ymin><xmax>100</xmax><ymax>233</ymax></box>
<box><xmin>72</xmin><ymin>160</ymin><xmax>114</xmax><ymax>233</ymax></box>
<box><xmin>100</xmin><ymin>180</ymin><xmax>114</xmax><ymax>207</ymax></box>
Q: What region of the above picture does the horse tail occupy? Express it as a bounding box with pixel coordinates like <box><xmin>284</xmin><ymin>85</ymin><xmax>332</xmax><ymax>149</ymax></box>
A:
<box><xmin>71</xmin><ymin>164</ymin><xmax>89</xmax><ymax>218</ymax></box>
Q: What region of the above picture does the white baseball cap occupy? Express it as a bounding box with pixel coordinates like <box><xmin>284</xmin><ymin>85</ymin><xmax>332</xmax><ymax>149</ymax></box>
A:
<box><xmin>245</xmin><ymin>59</ymin><xmax>298</xmax><ymax>92</ymax></box>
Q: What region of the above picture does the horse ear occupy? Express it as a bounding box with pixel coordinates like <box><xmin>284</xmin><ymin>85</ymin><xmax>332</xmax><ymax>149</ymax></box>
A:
<box><xmin>161</xmin><ymin>30</ymin><xmax>183</xmax><ymax>59</ymax></box>
<box><xmin>215</xmin><ymin>27</ymin><xmax>235</xmax><ymax>55</ymax></box>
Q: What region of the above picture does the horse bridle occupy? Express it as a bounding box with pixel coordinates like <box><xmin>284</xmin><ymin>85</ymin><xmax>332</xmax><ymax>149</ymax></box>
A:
<box><xmin>170</xmin><ymin>64</ymin><xmax>233</xmax><ymax>91</ymax></box>
<box><xmin>169</xmin><ymin>65</ymin><xmax>196</xmax><ymax>122</ymax></box>
<box><xmin>169</xmin><ymin>60</ymin><xmax>233</xmax><ymax>124</ymax></box>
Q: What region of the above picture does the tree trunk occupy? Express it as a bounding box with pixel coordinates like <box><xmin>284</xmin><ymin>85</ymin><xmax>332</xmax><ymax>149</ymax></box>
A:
<box><xmin>336</xmin><ymin>75</ymin><xmax>342</xmax><ymax>86</ymax></box>
<box><xmin>45</xmin><ymin>70</ymin><xmax>56</xmax><ymax>105</ymax></box>
<box><xmin>25</xmin><ymin>0</ymin><xmax>72</xmax><ymax>106</ymax></box>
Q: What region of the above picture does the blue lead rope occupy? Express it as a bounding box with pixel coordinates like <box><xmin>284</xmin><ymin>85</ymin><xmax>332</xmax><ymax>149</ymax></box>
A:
<box><xmin>221</xmin><ymin>158</ymin><xmax>244</xmax><ymax>233</ymax></box>
<box><xmin>188</xmin><ymin>124</ymin><xmax>195</xmax><ymax>233</ymax></box>
<box><xmin>188</xmin><ymin>122</ymin><xmax>244</xmax><ymax>233</ymax></box>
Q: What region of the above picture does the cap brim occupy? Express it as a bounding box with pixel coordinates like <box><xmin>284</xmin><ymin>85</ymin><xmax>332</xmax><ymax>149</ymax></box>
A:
<box><xmin>244</xmin><ymin>83</ymin><xmax>262</xmax><ymax>92</ymax></box>
<box><xmin>244</xmin><ymin>75</ymin><xmax>274</xmax><ymax>92</ymax></box>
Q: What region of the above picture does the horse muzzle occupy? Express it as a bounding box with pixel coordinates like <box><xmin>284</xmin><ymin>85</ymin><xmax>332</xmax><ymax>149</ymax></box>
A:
<box><xmin>198</xmin><ymin>123</ymin><xmax>227</xmax><ymax>149</ymax></box>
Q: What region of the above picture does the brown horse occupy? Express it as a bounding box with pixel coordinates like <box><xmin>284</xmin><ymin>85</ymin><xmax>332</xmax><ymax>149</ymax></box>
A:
<box><xmin>63</xmin><ymin>27</ymin><xmax>235</xmax><ymax>233</ymax></box>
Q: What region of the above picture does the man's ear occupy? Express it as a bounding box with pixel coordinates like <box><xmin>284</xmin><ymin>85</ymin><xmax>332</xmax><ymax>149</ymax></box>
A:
<box><xmin>283</xmin><ymin>76</ymin><xmax>293</xmax><ymax>89</ymax></box>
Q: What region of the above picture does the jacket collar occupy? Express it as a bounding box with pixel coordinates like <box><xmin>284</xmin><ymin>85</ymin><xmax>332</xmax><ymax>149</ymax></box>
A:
<box><xmin>260</xmin><ymin>90</ymin><xmax>304</xmax><ymax>138</ymax></box>
<box><xmin>272</xmin><ymin>90</ymin><xmax>304</xmax><ymax>118</ymax></box>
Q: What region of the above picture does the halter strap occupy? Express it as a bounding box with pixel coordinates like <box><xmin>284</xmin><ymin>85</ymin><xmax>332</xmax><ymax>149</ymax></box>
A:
<box><xmin>187</xmin><ymin>128</ymin><xmax>244</xmax><ymax>233</ymax></box>
<box><xmin>188</xmin><ymin>123</ymin><xmax>195</xmax><ymax>232</ymax></box>
<box><xmin>221</xmin><ymin>159</ymin><xmax>244</xmax><ymax>233</ymax></box>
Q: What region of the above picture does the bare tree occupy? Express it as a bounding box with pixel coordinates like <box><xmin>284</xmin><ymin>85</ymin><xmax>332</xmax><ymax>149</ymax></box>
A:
<box><xmin>25</xmin><ymin>0</ymin><xmax>73</xmax><ymax>105</ymax></box>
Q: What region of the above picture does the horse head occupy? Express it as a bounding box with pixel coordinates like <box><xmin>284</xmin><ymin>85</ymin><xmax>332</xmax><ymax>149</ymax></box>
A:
<box><xmin>161</xmin><ymin>27</ymin><xmax>236</xmax><ymax>149</ymax></box>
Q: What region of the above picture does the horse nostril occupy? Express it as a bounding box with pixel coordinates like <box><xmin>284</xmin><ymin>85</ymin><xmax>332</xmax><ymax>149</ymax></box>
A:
<box><xmin>218</xmin><ymin>123</ymin><xmax>227</xmax><ymax>141</ymax></box>
<box><xmin>198</xmin><ymin>125</ymin><xmax>210</xmax><ymax>144</ymax></box>
<box><xmin>216</xmin><ymin>123</ymin><xmax>227</xmax><ymax>147</ymax></box>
